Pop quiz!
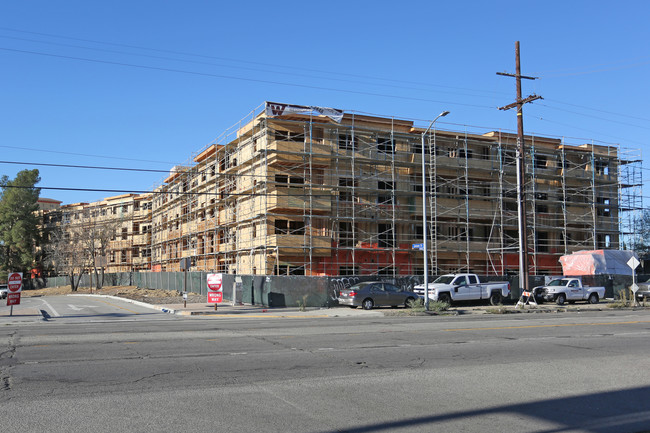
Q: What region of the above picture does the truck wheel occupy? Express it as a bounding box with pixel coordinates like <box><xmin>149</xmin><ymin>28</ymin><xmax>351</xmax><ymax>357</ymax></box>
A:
<box><xmin>556</xmin><ymin>293</ymin><xmax>566</xmax><ymax>306</ymax></box>
<box><xmin>438</xmin><ymin>293</ymin><xmax>452</xmax><ymax>305</ymax></box>
<box><xmin>489</xmin><ymin>292</ymin><xmax>503</xmax><ymax>306</ymax></box>
<box><xmin>588</xmin><ymin>293</ymin><xmax>599</xmax><ymax>304</ymax></box>
<box><xmin>362</xmin><ymin>298</ymin><xmax>374</xmax><ymax>310</ymax></box>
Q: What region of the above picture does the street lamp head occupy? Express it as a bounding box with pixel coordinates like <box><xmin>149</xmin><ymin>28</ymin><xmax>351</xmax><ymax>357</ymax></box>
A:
<box><xmin>423</xmin><ymin>110</ymin><xmax>451</xmax><ymax>136</ymax></box>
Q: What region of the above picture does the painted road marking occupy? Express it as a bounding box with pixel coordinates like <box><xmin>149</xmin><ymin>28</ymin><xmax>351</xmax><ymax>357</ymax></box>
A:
<box><xmin>94</xmin><ymin>298</ymin><xmax>140</xmax><ymax>314</ymax></box>
<box><xmin>445</xmin><ymin>320</ymin><xmax>650</xmax><ymax>332</ymax></box>
<box><xmin>39</xmin><ymin>299</ymin><xmax>60</xmax><ymax>317</ymax></box>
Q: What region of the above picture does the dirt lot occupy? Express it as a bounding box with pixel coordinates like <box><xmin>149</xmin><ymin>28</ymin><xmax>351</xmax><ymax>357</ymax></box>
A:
<box><xmin>22</xmin><ymin>285</ymin><xmax>205</xmax><ymax>305</ymax></box>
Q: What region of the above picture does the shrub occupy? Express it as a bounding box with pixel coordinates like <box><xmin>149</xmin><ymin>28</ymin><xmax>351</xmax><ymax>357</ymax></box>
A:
<box><xmin>608</xmin><ymin>288</ymin><xmax>634</xmax><ymax>309</ymax></box>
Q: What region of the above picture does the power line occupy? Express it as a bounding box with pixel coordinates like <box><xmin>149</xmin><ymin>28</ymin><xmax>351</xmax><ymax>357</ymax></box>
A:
<box><xmin>2</xmin><ymin>180</ymin><xmax>641</xmax><ymax>200</ymax></box>
<box><xmin>4</xmin><ymin>155</ymin><xmax>645</xmax><ymax>182</ymax></box>
<box><xmin>0</xmin><ymin>145</ymin><xmax>176</xmax><ymax>166</ymax></box>
<box><xmin>0</xmin><ymin>26</ymin><xmax>511</xmax><ymax>98</ymax></box>
<box><xmin>1</xmin><ymin>30</ymin><xmax>647</xmax><ymax>155</ymax></box>
<box><xmin>537</xmin><ymin>59</ymin><xmax>650</xmax><ymax>78</ymax></box>
<box><xmin>544</xmin><ymin>98</ymin><xmax>650</xmax><ymax>123</ymax></box>
<box><xmin>0</xmin><ymin>47</ymin><xmax>495</xmax><ymax>110</ymax></box>
<box><xmin>0</xmin><ymin>160</ymin><xmax>170</xmax><ymax>174</ymax></box>
<box><xmin>538</xmin><ymin>103</ymin><xmax>650</xmax><ymax>131</ymax></box>
<box><xmin>0</xmin><ymin>34</ymin><xmax>510</xmax><ymax>102</ymax></box>
<box><xmin>1</xmin><ymin>49</ymin><xmax>645</xmax><ymax>149</ymax></box>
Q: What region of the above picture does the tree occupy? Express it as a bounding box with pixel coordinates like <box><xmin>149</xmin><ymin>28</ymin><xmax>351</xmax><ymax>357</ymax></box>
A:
<box><xmin>44</xmin><ymin>207</ymin><xmax>120</xmax><ymax>292</ymax></box>
<box><xmin>0</xmin><ymin>169</ymin><xmax>41</xmax><ymax>277</ymax></box>
<box><xmin>82</xmin><ymin>211</ymin><xmax>119</xmax><ymax>291</ymax></box>
<box><xmin>45</xmin><ymin>225</ymin><xmax>89</xmax><ymax>292</ymax></box>
<box><xmin>630</xmin><ymin>209</ymin><xmax>650</xmax><ymax>258</ymax></box>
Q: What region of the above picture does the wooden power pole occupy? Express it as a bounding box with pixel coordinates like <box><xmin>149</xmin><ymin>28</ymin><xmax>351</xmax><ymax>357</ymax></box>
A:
<box><xmin>497</xmin><ymin>41</ymin><xmax>542</xmax><ymax>296</ymax></box>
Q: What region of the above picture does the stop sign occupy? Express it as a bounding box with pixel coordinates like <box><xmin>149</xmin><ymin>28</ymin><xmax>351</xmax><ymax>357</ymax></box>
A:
<box><xmin>7</xmin><ymin>272</ymin><xmax>22</xmax><ymax>293</ymax></box>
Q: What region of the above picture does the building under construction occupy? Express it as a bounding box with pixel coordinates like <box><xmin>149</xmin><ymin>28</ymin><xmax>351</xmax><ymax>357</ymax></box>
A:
<box><xmin>44</xmin><ymin>194</ymin><xmax>153</xmax><ymax>273</ymax></box>
<box><xmin>146</xmin><ymin>102</ymin><xmax>641</xmax><ymax>276</ymax></box>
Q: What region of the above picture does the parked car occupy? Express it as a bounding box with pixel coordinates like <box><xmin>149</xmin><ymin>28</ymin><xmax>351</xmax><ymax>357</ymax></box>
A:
<box><xmin>635</xmin><ymin>280</ymin><xmax>650</xmax><ymax>302</ymax></box>
<box><xmin>413</xmin><ymin>273</ymin><xmax>510</xmax><ymax>306</ymax></box>
<box><xmin>0</xmin><ymin>284</ymin><xmax>7</xmax><ymax>299</ymax></box>
<box><xmin>338</xmin><ymin>282</ymin><xmax>420</xmax><ymax>310</ymax></box>
<box><xmin>539</xmin><ymin>277</ymin><xmax>605</xmax><ymax>305</ymax></box>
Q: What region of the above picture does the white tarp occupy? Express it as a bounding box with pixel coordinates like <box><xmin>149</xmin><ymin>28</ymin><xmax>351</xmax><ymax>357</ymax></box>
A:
<box><xmin>559</xmin><ymin>250</ymin><xmax>639</xmax><ymax>276</ymax></box>
<box><xmin>265</xmin><ymin>101</ymin><xmax>344</xmax><ymax>123</ymax></box>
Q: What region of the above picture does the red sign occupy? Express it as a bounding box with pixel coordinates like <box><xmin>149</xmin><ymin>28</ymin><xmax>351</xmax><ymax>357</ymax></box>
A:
<box><xmin>7</xmin><ymin>292</ymin><xmax>20</xmax><ymax>306</ymax></box>
<box><xmin>208</xmin><ymin>291</ymin><xmax>223</xmax><ymax>303</ymax></box>
<box><xmin>207</xmin><ymin>273</ymin><xmax>223</xmax><ymax>304</ymax></box>
<box><xmin>8</xmin><ymin>272</ymin><xmax>22</xmax><ymax>293</ymax></box>
<box><xmin>207</xmin><ymin>273</ymin><xmax>222</xmax><ymax>291</ymax></box>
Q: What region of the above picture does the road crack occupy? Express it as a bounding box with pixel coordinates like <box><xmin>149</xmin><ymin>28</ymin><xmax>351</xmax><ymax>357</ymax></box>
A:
<box><xmin>0</xmin><ymin>331</ymin><xmax>17</xmax><ymax>394</ymax></box>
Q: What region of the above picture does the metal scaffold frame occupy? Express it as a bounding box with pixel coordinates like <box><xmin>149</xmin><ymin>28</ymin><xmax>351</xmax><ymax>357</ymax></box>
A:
<box><xmin>144</xmin><ymin>102</ymin><xmax>637</xmax><ymax>277</ymax></box>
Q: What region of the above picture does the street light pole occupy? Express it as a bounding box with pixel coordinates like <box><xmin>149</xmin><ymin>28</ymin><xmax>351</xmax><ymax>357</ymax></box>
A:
<box><xmin>422</xmin><ymin>111</ymin><xmax>449</xmax><ymax>310</ymax></box>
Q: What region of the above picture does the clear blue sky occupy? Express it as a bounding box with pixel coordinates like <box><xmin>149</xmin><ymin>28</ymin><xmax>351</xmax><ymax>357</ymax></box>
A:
<box><xmin>1</xmin><ymin>0</ymin><xmax>648</xmax><ymax>205</ymax></box>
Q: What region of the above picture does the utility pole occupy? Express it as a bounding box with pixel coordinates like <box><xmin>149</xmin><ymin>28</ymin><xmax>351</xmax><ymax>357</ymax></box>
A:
<box><xmin>497</xmin><ymin>41</ymin><xmax>542</xmax><ymax>297</ymax></box>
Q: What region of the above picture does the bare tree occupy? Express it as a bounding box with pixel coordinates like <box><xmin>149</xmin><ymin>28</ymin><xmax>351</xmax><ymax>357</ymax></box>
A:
<box><xmin>83</xmin><ymin>211</ymin><xmax>119</xmax><ymax>291</ymax></box>
<box><xmin>45</xmin><ymin>225</ymin><xmax>90</xmax><ymax>292</ymax></box>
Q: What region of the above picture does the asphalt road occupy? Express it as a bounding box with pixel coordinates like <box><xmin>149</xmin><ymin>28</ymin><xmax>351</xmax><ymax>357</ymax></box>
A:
<box><xmin>1</xmin><ymin>298</ymin><xmax>650</xmax><ymax>432</ymax></box>
<box><xmin>0</xmin><ymin>294</ymin><xmax>170</xmax><ymax>323</ymax></box>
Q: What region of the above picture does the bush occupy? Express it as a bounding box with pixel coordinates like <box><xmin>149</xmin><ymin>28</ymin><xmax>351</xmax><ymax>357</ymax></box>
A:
<box><xmin>406</xmin><ymin>297</ymin><xmax>425</xmax><ymax>311</ymax></box>
<box><xmin>429</xmin><ymin>300</ymin><xmax>450</xmax><ymax>312</ymax></box>
<box><xmin>608</xmin><ymin>288</ymin><xmax>634</xmax><ymax>309</ymax></box>
<box><xmin>485</xmin><ymin>306</ymin><xmax>511</xmax><ymax>314</ymax></box>
<box><xmin>296</xmin><ymin>294</ymin><xmax>309</xmax><ymax>311</ymax></box>
<box><xmin>404</xmin><ymin>298</ymin><xmax>449</xmax><ymax>314</ymax></box>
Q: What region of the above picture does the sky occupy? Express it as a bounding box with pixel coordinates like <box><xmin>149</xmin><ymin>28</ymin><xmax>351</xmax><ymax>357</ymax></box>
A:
<box><xmin>1</xmin><ymin>0</ymin><xmax>649</xmax><ymax>206</ymax></box>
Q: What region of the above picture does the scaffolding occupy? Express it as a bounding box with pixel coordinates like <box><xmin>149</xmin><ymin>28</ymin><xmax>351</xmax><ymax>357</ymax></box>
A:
<box><xmin>147</xmin><ymin>102</ymin><xmax>638</xmax><ymax>276</ymax></box>
<box><xmin>46</xmin><ymin>193</ymin><xmax>153</xmax><ymax>275</ymax></box>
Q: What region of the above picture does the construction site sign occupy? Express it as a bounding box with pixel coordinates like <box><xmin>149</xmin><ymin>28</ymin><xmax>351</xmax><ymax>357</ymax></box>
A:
<box><xmin>265</xmin><ymin>101</ymin><xmax>343</xmax><ymax>123</ymax></box>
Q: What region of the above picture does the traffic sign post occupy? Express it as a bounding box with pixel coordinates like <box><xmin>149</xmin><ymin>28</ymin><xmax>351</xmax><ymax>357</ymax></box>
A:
<box><xmin>207</xmin><ymin>273</ymin><xmax>223</xmax><ymax>310</ymax></box>
<box><xmin>7</xmin><ymin>272</ymin><xmax>23</xmax><ymax>315</ymax></box>
<box><xmin>628</xmin><ymin>257</ymin><xmax>641</xmax><ymax>306</ymax></box>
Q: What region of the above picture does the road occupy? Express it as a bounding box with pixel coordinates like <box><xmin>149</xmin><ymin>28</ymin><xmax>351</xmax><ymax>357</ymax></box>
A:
<box><xmin>1</xmin><ymin>296</ymin><xmax>650</xmax><ymax>432</ymax></box>
<box><xmin>0</xmin><ymin>294</ymin><xmax>170</xmax><ymax>323</ymax></box>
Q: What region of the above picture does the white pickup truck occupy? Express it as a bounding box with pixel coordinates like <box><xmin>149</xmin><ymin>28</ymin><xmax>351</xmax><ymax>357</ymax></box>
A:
<box><xmin>538</xmin><ymin>277</ymin><xmax>605</xmax><ymax>305</ymax></box>
<box><xmin>413</xmin><ymin>274</ymin><xmax>510</xmax><ymax>306</ymax></box>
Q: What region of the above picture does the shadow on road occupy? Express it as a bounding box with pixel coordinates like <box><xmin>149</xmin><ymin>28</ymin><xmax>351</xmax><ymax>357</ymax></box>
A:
<box><xmin>317</xmin><ymin>385</ymin><xmax>650</xmax><ymax>433</ymax></box>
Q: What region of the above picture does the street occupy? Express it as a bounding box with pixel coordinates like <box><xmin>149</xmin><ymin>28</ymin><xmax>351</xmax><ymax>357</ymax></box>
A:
<box><xmin>1</xmin><ymin>296</ymin><xmax>650</xmax><ymax>432</ymax></box>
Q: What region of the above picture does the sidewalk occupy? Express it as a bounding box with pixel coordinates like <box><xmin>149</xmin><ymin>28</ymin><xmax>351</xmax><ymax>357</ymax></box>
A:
<box><xmin>81</xmin><ymin>294</ymin><xmax>627</xmax><ymax>317</ymax></box>
<box><xmin>0</xmin><ymin>303</ymin><xmax>45</xmax><ymax>320</ymax></box>
<box><xmin>71</xmin><ymin>294</ymin><xmax>385</xmax><ymax>317</ymax></box>
<box><xmin>141</xmin><ymin>298</ymin><xmax>634</xmax><ymax>317</ymax></box>
<box><xmin>159</xmin><ymin>303</ymin><xmax>383</xmax><ymax>317</ymax></box>
<box><xmin>2</xmin><ymin>294</ymin><xmax>634</xmax><ymax>320</ymax></box>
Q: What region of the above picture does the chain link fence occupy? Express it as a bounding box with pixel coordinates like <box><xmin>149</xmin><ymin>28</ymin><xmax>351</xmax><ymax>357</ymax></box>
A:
<box><xmin>38</xmin><ymin>272</ymin><xmax>640</xmax><ymax>307</ymax></box>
